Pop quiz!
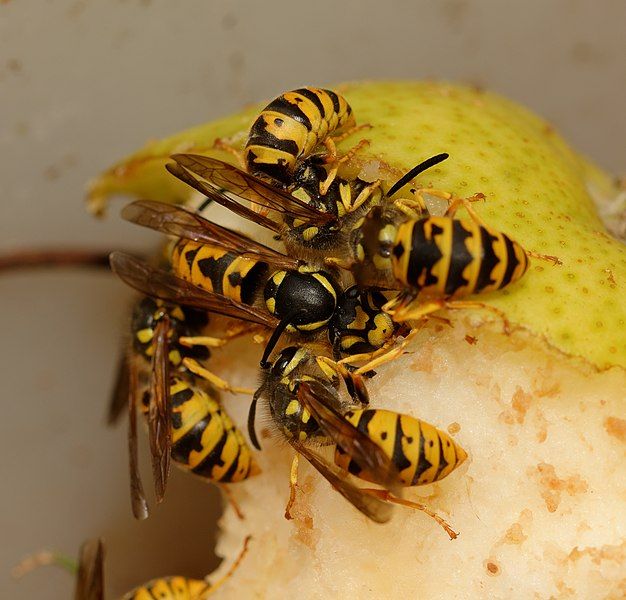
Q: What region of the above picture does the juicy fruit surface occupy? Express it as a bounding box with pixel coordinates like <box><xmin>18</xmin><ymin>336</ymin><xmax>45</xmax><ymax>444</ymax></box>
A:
<box><xmin>89</xmin><ymin>81</ymin><xmax>626</xmax><ymax>369</ymax></box>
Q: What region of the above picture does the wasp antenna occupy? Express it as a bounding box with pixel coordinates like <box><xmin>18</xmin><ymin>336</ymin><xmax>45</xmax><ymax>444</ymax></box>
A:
<box><xmin>259</xmin><ymin>310</ymin><xmax>306</xmax><ymax>368</ymax></box>
<box><xmin>386</xmin><ymin>153</ymin><xmax>450</xmax><ymax>198</ymax></box>
<box><xmin>247</xmin><ymin>388</ymin><xmax>263</xmax><ymax>450</ymax></box>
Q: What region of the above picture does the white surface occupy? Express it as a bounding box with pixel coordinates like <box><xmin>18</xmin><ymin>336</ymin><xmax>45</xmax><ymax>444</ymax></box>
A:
<box><xmin>1</xmin><ymin>1</ymin><xmax>625</xmax><ymax>597</ymax></box>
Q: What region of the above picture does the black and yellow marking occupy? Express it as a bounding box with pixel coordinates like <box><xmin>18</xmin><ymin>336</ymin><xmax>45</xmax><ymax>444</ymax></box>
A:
<box><xmin>264</xmin><ymin>267</ymin><xmax>339</xmax><ymax>333</ymax></box>
<box><xmin>245</xmin><ymin>87</ymin><xmax>355</xmax><ymax>184</ymax></box>
<box><xmin>171</xmin><ymin>239</ymin><xmax>267</xmax><ymax>305</ymax></box>
<box><xmin>122</xmin><ymin>576</ymin><xmax>208</xmax><ymax>600</ymax></box>
<box><xmin>335</xmin><ymin>408</ymin><xmax>467</xmax><ymax>486</ymax></box>
<box><xmin>329</xmin><ymin>286</ymin><xmax>397</xmax><ymax>356</ymax></box>
<box><xmin>132</xmin><ymin>297</ymin><xmax>209</xmax><ymax>365</ymax></box>
<box><xmin>285</xmin><ymin>159</ymin><xmax>383</xmax><ymax>252</ymax></box>
<box><xmin>171</xmin><ymin>238</ymin><xmax>341</xmax><ymax>337</ymax></box>
<box><xmin>140</xmin><ymin>376</ymin><xmax>258</xmax><ymax>483</ymax></box>
<box><xmin>392</xmin><ymin>216</ymin><xmax>529</xmax><ymax>297</ymax></box>
<box><xmin>251</xmin><ymin>346</ymin><xmax>341</xmax><ymax>449</ymax></box>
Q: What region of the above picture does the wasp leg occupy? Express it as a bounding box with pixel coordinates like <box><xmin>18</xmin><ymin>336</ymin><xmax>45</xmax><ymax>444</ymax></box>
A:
<box><xmin>416</xmin><ymin>187</ymin><xmax>453</xmax><ymax>203</ymax></box>
<box><xmin>338</xmin><ymin>178</ymin><xmax>377</xmax><ymax>214</ymax></box>
<box><xmin>386</xmin><ymin>297</ymin><xmax>452</xmax><ymax>325</ymax></box>
<box><xmin>526</xmin><ymin>250</ymin><xmax>562</xmax><ymax>266</ymax></box>
<box><xmin>320</xmin><ymin>137</ymin><xmax>371</xmax><ymax>195</ymax></box>
<box><xmin>284</xmin><ymin>453</ymin><xmax>300</xmax><ymax>520</ymax></box>
<box><xmin>182</xmin><ymin>358</ymin><xmax>254</xmax><ymax>395</ymax></box>
<box><xmin>226</xmin><ymin>321</ymin><xmax>264</xmax><ymax>339</ymax></box>
<box><xmin>388</xmin><ymin>296</ymin><xmax>511</xmax><ymax>334</ymax></box>
<box><xmin>324</xmin><ymin>256</ymin><xmax>356</xmax><ymax>271</ymax></box>
<box><xmin>213</xmin><ymin>137</ymin><xmax>247</xmax><ymax>170</ymax></box>
<box><xmin>198</xmin><ymin>535</ymin><xmax>252</xmax><ymax>597</ymax></box>
<box><xmin>330</xmin><ymin>123</ymin><xmax>373</xmax><ymax>146</ymax></box>
<box><xmin>352</xmin><ymin>328</ymin><xmax>422</xmax><ymax>376</ymax></box>
<box><xmin>316</xmin><ymin>356</ymin><xmax>369</xmax><ymax>405</ymax></box>
<box><xmin>337</xmin><ymin>319</ymin><xmax>449</xmax><ymax>376</ymax></box>
<box><xmin>361</xmin><ymin>488</ymin><xmax>459</xmax><ymax>540</ymax></box>
<box><xmin>444</xmin><ymin>300</ymin><xmax>512</xmax><ymax>334</ymax></box>
<box><xmin>180</xmin><ymin>323</ymin><xmax>256</xmax><ymax>349</ymax></box>
<box><xmin>179</xmin><ymin>335</ymin><xmax>229</xmax><ymax>349</ymax></box>
<box><xmin>337</xmin><ymin>338</ymin><xmax>397</xmax><ymax>367</ymax></box>
<box><xmin>382</xmin><ymin>291</ymin><xmax>424</xmax><ymax>318</ymax></box>
<box><xmin>393</xmin><ymin>196</ymin><xmax>429</xmax><ymax>220</ymax></box>
<box><xmin>444</xmin><ymin>193</ymin><xmax>489</xmax><ymax>227</ymax></box>
<box><xmin>218</xmin><ymin>484</ymin><xmax>245</xmax><ymax>520</ymax></box>
<box><xmin>344</xmin><ymin>180</ymin><xmax>381</xmax><ymax>214</ymax></box>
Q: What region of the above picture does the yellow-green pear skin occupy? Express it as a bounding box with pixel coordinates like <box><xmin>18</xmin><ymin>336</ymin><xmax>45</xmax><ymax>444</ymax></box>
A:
<box><xmin>88</xmin><ymin>81</ymin><xmax>625</xmax><ymax>370</ymax></box>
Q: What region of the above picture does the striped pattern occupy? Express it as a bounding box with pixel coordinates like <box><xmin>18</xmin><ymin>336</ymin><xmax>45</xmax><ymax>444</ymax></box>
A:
<box><xmin>140</xmin><ymin>377</ymin><xmax>258</xmax><ymax>483</ymax></box>
<box><xmin>171</xmin><ymin>239</ymin><xmax>267</xmax><ymax>305</ymax></box>
<box><xmin>131</xmin><ymin>297</ymin><xmax>209</xmax><ymax>365</ymax></box>
<box><xmin>392</xmin><ymin>216</ymin><xmax>529</xmax><ymax>296</ymax></box>
<box><xmin>122</xmin><ymin>576</ymin><xmax>208</xmax><ymax>599</ymax></box>
<box><xmin>245</xmin><ymin>87</ymin><xmax>355</xmax><ymax>184</ymax></box>
<box><xmin>329</xmin><ymin>287</ymin><xmax>397</xmax><ymax>355</ymax></box>
<box><xmin>335</xmin><ymin>409</ymin><xmax>467</xmax><ymax>487</ymax></box>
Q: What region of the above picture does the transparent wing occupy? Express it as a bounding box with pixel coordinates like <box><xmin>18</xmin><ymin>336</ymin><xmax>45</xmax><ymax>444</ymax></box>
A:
<box><xmin>166</xmin><ymin>161</ymin><xmax>283</xmax><ymax>233</ymax></box>
<box><xmin>74</xmin><ymin>538</ymin><xmax>104</xmax><ymax>600</ymax></box>
<box><xmin>148</xmin><ymin>316</ymin><xmax>171</xmax><ymax>505</ymax></box>
<box><xmin>297</xmin><ymin>380</ymin><xmax>402</xmax><ymax>494</ymax></box>
<box><xmin>127</xmin><ymin>360</ymin><xmax>149</xmax><ymax>520</ymax></box>
<box><xmin>109</xmin><ymin>252</ymin><xmax>278</xmax><ymax>329</ymax></box>
<box><xmin>107</xmin><ymin>351</ymin><xmax>130</xmax><ymax>426</ymax></box>
<box><xmin>170</xmin><ymin>154</ymin><xmax>335</xmax><ymax>225</ymax></box>
<box><xmin>289</xmin><ymin>439</ymin><xmax>393</xmax><ymax>523</ymax></box>
<box><xmin>121</xmin><ymin>200</ymin><xmax>301</xmax><ymax>270</ymax></box>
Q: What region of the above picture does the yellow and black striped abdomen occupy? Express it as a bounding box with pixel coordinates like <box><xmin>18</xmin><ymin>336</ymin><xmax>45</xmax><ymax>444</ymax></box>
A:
<box><xmin>171</xmin><ymin>239</ymin><xmax>267</xmax><ymax>305</ymax></box>
<box><xmin>335</xmin><ymin>409</ymin><xmax>467</xmax><ymax>486</ymax></box>
<box><xmin>140</xmin><ymin>377</ymin><xmax>259</xmax><ymax>483</ymax></box>
<box><xmin>391</xmin><ymin>217</ymin><xmax>529</xmax><ymax>297</ymax></box>
<box><xmin>122</xmin><ymin>576</ymin><xmax>207</xmax><ymax>599</ymax></box>
<box><xmin>244</xmin><ymin>87</ymin><xmax>355</xmax><ymax>184</ymax></box>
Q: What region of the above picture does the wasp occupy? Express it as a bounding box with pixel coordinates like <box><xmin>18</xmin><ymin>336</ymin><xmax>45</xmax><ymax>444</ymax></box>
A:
<box><xmin>119</xmin><ymin>533</ymin><xmax>250</xmax><ymax>600</ymax></box>
<box><xmin>119</xmin><ymin>200</ymin><xmax>401</xmax><ymax>365</ymax></box>
<box><xmin>242</xmin><ymin>87</ymin><xmax>359</xmax><ymax>192</ymax></box>
<box><xmin>165</xmin><ymin>152</ymin><xmax>560</xmax><ymax>325</ymax></box>
<box><xmin>109</xmin><ymin>292</ymin><xmax>259</xmax><ymax>520</ymax></box>
<box><xmin>250</xmin><ymin>344</ymin><xmax>467</xmax><ymax>537</ymax></box>
<box><xmin>15</xmin><ymin>535</ymin><xmax>251</xmax><ymax>600</ymax></box>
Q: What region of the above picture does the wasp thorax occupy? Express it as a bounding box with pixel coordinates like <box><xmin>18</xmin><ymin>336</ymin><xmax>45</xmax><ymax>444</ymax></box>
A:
<box><xmin>263</xmin><ymin>269</ymin><xmax>339</xmax><ymax>332</ymax></box>
<box><xmin>131</xmin><ymin>297</ymin><xmax>209</xmax><ymax>363</ymax></box>
<box><xmin>329</xmin><ymin>286</ymin><xmax>398</xmax><ymax>356</ymax></box>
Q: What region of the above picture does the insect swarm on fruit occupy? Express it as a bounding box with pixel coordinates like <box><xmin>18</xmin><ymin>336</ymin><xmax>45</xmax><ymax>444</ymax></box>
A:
<box><xmin>88</xmin><ymin>81</ymin><xmax>626</xmax><ymax>598</ymax></box>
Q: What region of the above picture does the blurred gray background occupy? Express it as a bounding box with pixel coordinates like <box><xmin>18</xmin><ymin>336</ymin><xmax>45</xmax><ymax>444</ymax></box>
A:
<box><xmin>1</xmin><ymin>1</ymin><xmax>625</xmax><ymax>597</ymax></box>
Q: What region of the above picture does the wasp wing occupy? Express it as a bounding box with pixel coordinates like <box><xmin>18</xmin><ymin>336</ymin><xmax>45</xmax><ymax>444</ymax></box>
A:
<box><xmin>109</xmin><ymin>252</ymin><xmax>278</xmax><ymax>329</ymax></box>
<box><xmin>127</xmin><ymin>359</ymin><xmax>149</xmax><ymax>520</ymax></box>
<box><xmin>297</xmin><ymin>380</ymin><xmax>402</xmax><ymax>495</ymax></box>
<box><xmin>148</xmin><ymin>316</ymin><xmax>172</xmax><ymax>505</ymax></box>
<box><xmin>107</xmin><ymin>351</ymin><xmax>130</xmax><ymax>426</ymax></box>
<box><xmin>74</xmin><ymin>538</ymin><xmax>104</xmax><ymax>600</ymax></box>
<box><xmin>289</xmin><ymin>439</ymin><xmax>393</xmax><ymax>523</ymax></box>
<box><xmin>170</xmin><ymin>154</ymin><xmax>335</xmax><ymax>226</ymax></box>
<box><xmin>166</xmin><ymin>161</ymin><xmax>283</xmax><ymax>233</ymax></box>
<box><xmin>121</xmin><ymin>200</ymin><xmax>301</xmax><ymax>270</ymax></box>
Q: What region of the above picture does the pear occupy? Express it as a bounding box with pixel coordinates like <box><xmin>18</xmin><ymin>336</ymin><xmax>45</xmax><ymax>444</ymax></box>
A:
<box><xmin>90</xmin><ymin>82</ymin><xmax>626</xmax><ymax>598</ymax></box>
